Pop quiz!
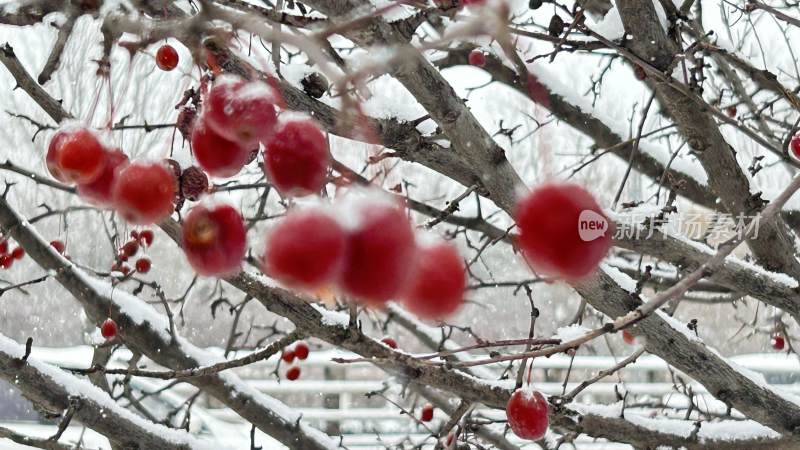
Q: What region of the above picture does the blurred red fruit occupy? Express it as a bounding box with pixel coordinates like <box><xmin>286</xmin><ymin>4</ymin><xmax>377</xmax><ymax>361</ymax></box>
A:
<box><xmin>262</xmin><ymin>208</ymin><xmax>347</xmax><ymax>289</ymax></box>
<box><xmin>401</xmin><ymin>239</ymin><xmax>465</xmax><ymax>319</ymax></box>
<box><xmin>204</xmin><ymin>75</ymin><xmax>279</xmax><ymax>147</ymax></box>
<box><xmin>0</xmin><ymin>240</ymin><xmax>7</xmax><ymax>254</ymax></box>
<box><xmin>286</xmin><ymin>366</ymin><xmax>301</xmax><ymax>381</ymax></box>
<box><xmin>633</xmin><ymin>65</ymin><xmax>647</xmax><ymax>81</ymax></box>
<box><xmin>622</xmin><ymin>330</ymin><xmax>636</xmax><ymax>345</ymax></box>
<box><xmin>121</xmin><ymin>240</ymin><xmax>139</xmax><ymax>258</ymax></box>
<box><xmin>135</xmin><ymin>257</ymin><xmax>151</xmax><ymax>273</ymax></box>
<box><xmin>0</xmin><ymin>254</ymin><xmax>12</xmax><ymax>269</ymax></box>
<box><xmin>182</xmin><ymin>203</ymin><xmax>247</xmax><ymax>276</ymax></box>
<box><xmin>791</xmin><ymin>135</ymin><xmax>800</xmax><ymax>159</ymax></box>
<box><xmin>47</xmin><ymin>127</ymin><xmax>106</xmax><ymax>184</ymax></box>
<box><xmin>77</xmin><ymin>149</ymin><xmax>129</xmax><ymax>207</ymax></box>
<box><xmin>421</xmin><ymin>403</ymin><xmax>434</xmax><ymax>422</ymax></box>
<box><xmin>112</xmin><ymin>162</ymin><xmax>177</xmax><ymax>224</ymax></box>
<box><xmin>139</xmin><ymin>230</ymin><xmax>154</xmax><ymax>247</ymax></box>
<box><xmin>726</xmin><ymin>106</ymin><xmax>737</xmax><ymax>118</ymax></box>
<box><xmin>281</xmin><ymin>350</ymin><xmax>295</xmax><ymax>363</ymax></box>
<box><xmin>156</xmin><ymin>44</ymin><xmax>179</xmax><ymax>71</ymax></box>
<box><xmin>380</xmin><ymin>337</ymin><xmax>397</xmax><ymax>349</ymax></box>
<box><xmin>50</xmin><ymin>240</ymin><xmax>66</xmax><ymax>255</ymax></box>
<box><xmin>507</xmin><ymin>388</ymin><xmax>549</xmax><ymax>440</ymax></box>
<box><xmin>772</xmin><ymin>334</ymin><xmax>785</xmax><ymax>350</ymax></box>
<box><xmin>264</xmin><ymin>118</ymin><xmax>330</xmax><ymax>196</ymax></box>
<box><xmin>515</xmin><ymin>183</ymin><xmax>612</xmax><ymax>280</ymax></box>
<box><xmin>294</xmin><ymin>341</ymin><xmax>309</xmax><ymax>360</ymax></box>
<box><xmin>339</xmin><ymin>195</ymin><xmax>416</xmax><ymax>305</ymax></box>
<box><xmin>11</xmin><ymin>247</ymin><xmax>24</xmax><ymax>260</ymax></box>
<box><xmin>101</xmin><ymin>318</ymin><xmax>118</xmax><ymax>339</ymax></box>
<box><xmin>468</xmin><ymin>49</ymin><xmax>486</xmax><ymax>67</ymax></box>
<box><xmin>191</xmin><ymin>116</ymin><xmax>251</xmax><ymax>178</ymax></box>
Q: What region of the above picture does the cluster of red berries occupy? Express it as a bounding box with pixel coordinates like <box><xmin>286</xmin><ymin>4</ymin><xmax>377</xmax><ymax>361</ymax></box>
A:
<box><xmin>101</xmin><ymin>317</ymin><xmax>118</xmax><ymax>339</ymax></box>
<box><xmin>0</xmin><ymin>237</ymin><xmax>24</xmax><ymax>269</ymax></box>
<box><xmin>46</xmin><ymin>126</ymin><xmax>180</xmax><ymax>225</ymax></box>
<box><xmin>506</xmin><ymin>388</ymin><xmax>549</xmax><ymax>441</ymax></box>
<box><xmin>281</xmin><ymin>341</ymin><xmax>310</xmax><ymax>381</ymax></box>
<box><xmin>515</xmin><ymin>182</ymin><xmax>612</xmax><ymax>280</ymax></box>
<box><xmin>111</xmin><ymin>230</ymin><xmax>154</xmax><ymax>275</ymax></box>
<box><xmin>262</xmin><ymin>191</ymin><xmax>467</xmax><ymax>318</ymax></box>
<box><xmin>190</xmin><ymin>74</ymin><xmax>331</xmax><ymax>198</ymax></box>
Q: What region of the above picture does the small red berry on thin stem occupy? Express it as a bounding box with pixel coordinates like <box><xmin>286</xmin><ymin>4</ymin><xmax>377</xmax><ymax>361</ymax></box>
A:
<box><xmin>622</xmin><ymin>330</ymin><xmax>636</xmax><ymax>345</ymax></box>
<box><xmin>380</xmin><ymin>337</ymin><xmax>397</xmax><ymax>349</ymax></box>
<box><xmin>468</xmin><ymin>49</ymin><xmax>486</xmax><ymax>67</ymax></box>
<box><xmin>121</xmin><ymin>240</ymin><xmax>139</xmax><ymax>258</ymax></box>
<box><xmin>156</xmin><ymin>44</ymin><xmax>179</xmax><ymax>71</ymax></box>
<box><xmin>420</xmin><ymin>403</ymin><xmax>434</xmax><ymax>422</ymax></box>
<box><xmin>11</xmin><ymin>247</ymin><xmax>24</xmax><ymax>260</ymax></box>
<box><xmin>281</xmin><ymin>350</ymin><xmax>296</xmax><ymax>363</ymax></box>
<box><xmin>139</xmin><ymin>230</ymin><xmax>155</xmax><ymax>247</ymax></box>
<box><xmin>101</xmin><ymin>318</ymin><xmax>118</xmax><ymax>339</ymax></box>
<box><xmin>0</xmin><ymin>254</ymin><xmax>12</xmax><ymax>269</ymax></box>
<box><xmin>286</xmin><ymin>366</ymin><xmax>301</xmax><ymax>381</ymax></box>
<box><xmin>135</xmin><ymin>257</ymin><xmax>151</xmax><ymax>274</ymax></box>
<box><xmin>50</xmin><ymin>240</ymin><xmax>66</xmax><ymax>255</ymax></box>
<box><xmin>294</xmin><ymin>341</ymin><xmax>310</xmax><ymax>360</ymax></box>
<box><xmin>790</xmin><ymin>135</ymin><xmax>800</xmax><ymax>159</ymax></box>
<box><xmin>772</xmin><ymin>334</ymin><xmax>785</xmax><ymax>350</ymax></box>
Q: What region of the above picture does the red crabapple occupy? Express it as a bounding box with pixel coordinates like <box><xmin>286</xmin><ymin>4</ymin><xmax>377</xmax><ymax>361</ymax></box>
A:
<box><xmin>281</xmin><ymin>350</ymin><xmax>296</xmax><ymax>363</ymax></box>
<box><xmin>401</xmin><ymin>239</ymin><xmax>465</xmax><ymax>320</ymax></box>
<box><xmin>420</xmin><ymin>404</ymin><xmax>434</xmax><ymax>422</ymax></box>
<box><xmin>135</xmin><ymin>257</ymin><xmax>151</xmax><ymax>274</ymax></box>
<box><xmin>47</xmin><ymin>127</ymin><xmax>107</xmax><ymax>184</ymax></box>
<box><xmin>11</xmin><ymin>247</ymin><xmax>24</xmax><ymax>260</ymax></box>
<box><xmin>139</xmin><ymin>230</ymin><xmax>154</xmax><ymax>247</ymax></box>
<box><xmin>506</xmin><ymin>388</ymin><xmax>549</xmax><ymax>440</ymax></box>
<box><xmin>112</xmin><ymin>161</ymin><xmax>177</xmax><ymax>224</ymax></box>
<box><xmin>101</xmin><ymin>318</ymin><xmax>118</xmax><ymax>339</ymax></box>
<box><xmin>791</xmin><ymin>135</ymin><xmax>800</xmax><ymax>159</ymax></box>
<box><xmin>77</xmin><ymin>149</ymin><xmax>129</xmax><ymax>207</ymax></box>
<box><xmin>339</xmin><ymin>193</ymin><xmax>416</xmax><ymax>305</ymax></box>
<box><xmin>181</xmin><ymin>203</ymin><xmax>247</xmax><ymax>276</ymax></box>
<box><xmin>191</xmin><ymin>116</ymin><xmax>252</xmax><ymax>178</ymax></box>
<box><xmin>380</xmin><ymin>337</ymin><xmax>397</xmax><ymax>349</ymax></box>
<box><xmin>263</xmin><ymin>118</ymin><xmax>330</xmax><ymax>197</ymax></box>
<box><xmin>204</xmin><ymin>75</ymin><xmax>279</xmax><ymax>147</ymax></box>
<box><xmin>515</xmin><ymin>183</ymin><xmax>612</xmax><ymax>280</ymax></box>
<box><xmin>50</xmin><ymin>240</ymin><xmax>66</xmax><ymax>255</ymax></box>
<box><xmin>262</xmin><ymin>208</ymin><xmax>347</xmax><ymax>289</ymax></box>
<box><xmin>0</xmin><ymin>254</ymin><xmax>12</xmax><ymax>269</ymax></box>
<box><xmin>633</xmin><ymin>65</ymin><xmax>647</xmax><ymax>81</ymax></box>
<box><xmin>121</xmin><ymin>240</ymin><xmax>139</xmax><ymax>258</ymax></box>
<box><xmin>772</xmin><ymin>334</ymin><xmax>786</xmax><ymax>350</ymax></box>
<box><xmin>286</xmin><ymin>366</ymin><xmax>301</xmax><ymax>381</ymax></box>
<box><xmin>294</xmin><ymin>341</ymin><xmax>310</xmax><ymax>360</ymax></box>
<box><xmin>156</xmin><ymin>44</ymin><xmax>179</xmax><ymax>71</ymax></box>
<box><xmin>622</xmin><ymin>330</ymin><xmax>636</xmax><ymax>345</ymax></box>
<box><xmin>468</xmin><ymin>49</ymin><xmax>486</xmax><ymax>67</ymax></box>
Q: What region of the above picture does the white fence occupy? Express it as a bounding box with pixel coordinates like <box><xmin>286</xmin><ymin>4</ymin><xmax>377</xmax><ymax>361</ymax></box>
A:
<box><xmin>13</xmin><ymin>347</ymin><xmax>800</xmax><ymax>449</ymax></box>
